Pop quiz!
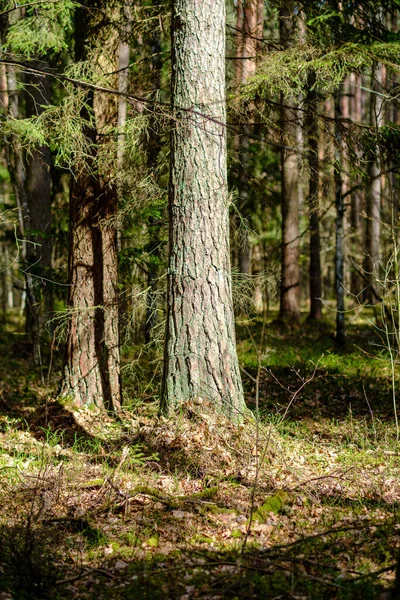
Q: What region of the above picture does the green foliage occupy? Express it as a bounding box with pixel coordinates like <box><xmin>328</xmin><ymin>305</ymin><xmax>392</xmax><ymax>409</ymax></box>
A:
<box><xmin>32</xmin><ymin>87</ymin><xmax>93</xmax><ymax>168</ymax></box>
<box><xmin>245</xmin><ymin>42</ymin><xmax>400</xmax><ymax>100</ymax></box>
<box><xmin>4</xmin><ymin>0</ymin><xmax>76</xmax><ymax>58</ymax></box>
<box><xmin>0</xmin><ymin>164</ymin><xmax>10</xmax><ymax>182</ymax></box>
<box><xmin>253</xmin><ymin>490</ymin><xmax>292</xmax><ymax>521</ymax></box>
<box><xmin>2</xmin><ymin>117</ymin><xmax>47</xmax><ymax>152</ymax></box>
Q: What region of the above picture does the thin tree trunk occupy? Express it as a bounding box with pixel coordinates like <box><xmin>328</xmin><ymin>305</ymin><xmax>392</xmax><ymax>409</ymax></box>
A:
<box><xmin>305</xmin><ymin>76</ymin><xmax>322</xmax><ymax>320</ymax></box>
<box><xmin>6</xmin><ymin>64</ymin><xmax>42</xmax><ymax>364</ymax></box>
<box><xmin>24</xmin><ymin>65</ymin><xmax>53</xmax><ymax>328</ymax></box>
<box><xmin>145</xmin><ymin>14</ymin><xmax>163</xmax><ymax>344</ymax></box>
<box><xmin>3</xmin><ymin>10</ymin><xmax>53</xmax><ymax>363</ymax></box>
<box><xmin>117</xmin><ymin>1</ymin><xmax>132</xmax><ymax>169</ymax></box>
<box><xmin>350</xmin><ymin>72</ymin><xmax>364</xmax><ymax>296</ymax></box>
<box><xmin>334</xmin><ymin>91</ymin><xmax>345</xmax><ymax>345</ymax></box>
<box><xmin>0</xmin><ymin>246</ymin><xmax>7</xmax><ymax>322</ymax></box>
<box><xmin>364</xmin><ymin>64</ymin><xmax>383</xmax><ymax>304</ymax></box>
<box><xmin>236</xmin><ymin>0</ymin><xmax>263</xmax><ymax>277</ymax></box>
<box><xmin>341</xmin><ymin>76</ymin><xmax>352</xmax><ymax>294</ymax></box>
<box><xmin>390</xmin><ymin>13</ymin><xmax>399</xmax><ymax>239</ymax></box>
<box><xmin>279</xmin><ymin>3</ymin><xmax>300</xmax><ymax>323</ymax></box>
<box><xmin>161</xmin><ymin>0</ymin><xmax>245</xmax><ymax>418</ymax></box>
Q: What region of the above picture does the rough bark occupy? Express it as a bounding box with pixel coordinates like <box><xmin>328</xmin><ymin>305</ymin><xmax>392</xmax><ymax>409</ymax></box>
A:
<box><xmin>279</xmin><ymin>3</ymin><xmax>300</xmax><ymax>323</ymax></box>
<box><xmin>59</xmin><ymin>1</ymin><xmax>121</xmax><ymax>411</ymax></box>
<box><xmin>161</xmin><ymin>0</ymin><xmax>245</xmax><ymax>418</ymax></box>
<box><xmin>61</xmin><ymin>160</ymin><xmax>121</xmax><ymax>410</ymax></box>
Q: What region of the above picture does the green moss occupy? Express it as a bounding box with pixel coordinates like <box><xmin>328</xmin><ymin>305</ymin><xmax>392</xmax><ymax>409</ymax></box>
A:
<box><xmin>190</xmin><ymin>486</ymin><xmax>218</xmax><ymax>500</ymax></box>
<box><xmin>231</xmin><ymin>529</ymin><xmax>243</xmax><ymax>539</ymax></box>
<box><xmin>252</xmin><ymin>490</ymin><xmax>292</xmax><ymax>522</ymax></box>
<box><xmin>147</xmin><ymin>536</ymin><xmax>159</xmax><ymax>548</ymax></box>
<box><xmin>80</xmin><ymin>478</ymin><xmax>104</xmax><ymax>488</ymax></box>
<box><xmin>192</xmin><ymin>534</ymin><xmax>214</xmax><ymax>545</ymax></box>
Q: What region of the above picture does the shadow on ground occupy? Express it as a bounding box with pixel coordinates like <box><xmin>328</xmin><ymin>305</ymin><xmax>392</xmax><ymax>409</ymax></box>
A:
<box><xmin>0</xmin><ymin>512</ymin><xmax>398</xmax><ymax>599</ymax></box>
<box><xmin>237</xmin><ymin>316</ymin><xmax>396</xmax><ymax>420</ymax></box>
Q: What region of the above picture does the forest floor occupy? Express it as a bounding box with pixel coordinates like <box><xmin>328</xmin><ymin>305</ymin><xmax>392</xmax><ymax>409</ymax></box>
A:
<box><xmin>0</xmin><ymin>311</ymin><xmax>400</xmax><ymax>599</ymax></box>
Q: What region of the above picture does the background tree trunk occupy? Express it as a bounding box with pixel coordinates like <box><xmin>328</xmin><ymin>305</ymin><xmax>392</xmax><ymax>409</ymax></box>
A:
<box><xmin>6</xmin><ymin>64</ymin><xmax>43</xmax><ymax>365</ymax></box>
<box><xmin>161</xmin><ymin>0</ymin><xmax>245</xmax><ymax>418</ymax></box>
<box><xmin>145</xmin><ymin>15</ymin><xmax>163</xmax><ymax>344</ymax></box>
<box><xmin>364</xmin><ymin>64</ymin><xmax>383</xmax><ymax>304</ymax></box>
<box><xmin>334</xmin><ymin>90</ymin><xmax>345</xmax><ymax>345</ymax></box>
<box><xmin>350</xmin><ymin>71</ymin><xmax>364</xmax><ymax>297</ymax></box>
<box><xmin>24</xmin><ymin>65</ymin><xmax>53</xmax><ymax>330</ymax></box>
<box><xmin>279</xmin><ymin>3</ymin><xmax>300</xmax><ymax>323</ymax></box>
<box><xmin>236</xmin><ymin>0</ymin><xmax>264</xmax><ymax>279</ymax></box>
<box><xmin>305</xmin><ymin>76</ymin><xmax>322</xmax><ymax>320</ymax></box>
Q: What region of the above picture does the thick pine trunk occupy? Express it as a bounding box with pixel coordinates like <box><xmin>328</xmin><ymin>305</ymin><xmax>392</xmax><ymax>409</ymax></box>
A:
<box><xmin>279</xmin><ymin>4</ymin><xmax>300</xmax><ymax>323</ymax></box>
<box><xmin>161</xmin><ymin>0</ymin><xmax>245</xmax><ymax>418</ymax></box>
<box><xmin>59</xmin><ymin>2</ymin><xmax>121</xmax><ymax>411</ymax></box>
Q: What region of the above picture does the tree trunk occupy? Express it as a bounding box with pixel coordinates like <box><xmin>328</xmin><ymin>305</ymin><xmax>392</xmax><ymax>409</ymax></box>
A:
<box><xmin>5</xmin><ymin>64</ymin><xmax>43</xmax><ymax>365</ymax></box>
<box><xmin>24</xmin><ymin>65</ymin><xmax>53</xmax><ymax>328</ymax></box>
<box><xmin>117</xmin><ymin>0</ymin><xmax>132</xmax><ymax>172</ymax></box>
<box><xmin>350</xmin><ymin>72</ymin><xmax>364</xmax><ymax>297</ymax></box>
<box><xmin>334</xmin><ymin>91</ymin><xmax>345</xmax><ymax>345</ymax></box>
<box><xmin>279</xmin><ymin>3</ymin><xmax>300</xmax><ymax>323</ymax></box>
<box><xmin>161</xmin><ymin>0</ymin><xmax>245</xmax><ymax>418</ymax></box>
<box><xmin>305</xmin><ymin>78</ymin><xmax>322</xmax><ymax>320</ymax></box>
<box><xmin>236</xmin><ymin>0</ymin><xmax>263</xmax><ymax>278</ymax></box>
<box><xmin>59</xmin><ymin>1</ymin><xmax>121</xmax><ymax>411</ymax></box>
<box><xmin>61</xmin><ymin>161</ymin><xmax>121</xmax><ymax>411</ymax></box>
<box><xmin>145</xmin><ymin>14</ymin><xmax>163</xmax><ymax>344</ymax></box>
<box><xmin>364</xmin><ymin>64</ymin><xmax>383</xmax><ymax>304</ymax></box>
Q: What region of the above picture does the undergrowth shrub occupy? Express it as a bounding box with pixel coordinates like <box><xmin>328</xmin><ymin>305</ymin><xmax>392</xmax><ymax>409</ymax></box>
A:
<box><xmin>0</xmin><ymin>518</ymin><xmax>62</xmax><ymax>599</ymax></box>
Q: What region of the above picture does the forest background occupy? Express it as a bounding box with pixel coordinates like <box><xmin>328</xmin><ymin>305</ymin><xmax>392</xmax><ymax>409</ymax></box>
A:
<box><xmin>1</xmin><ymin>0</ymin><xmax>400</xmax><ymax>598</ymax></box>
